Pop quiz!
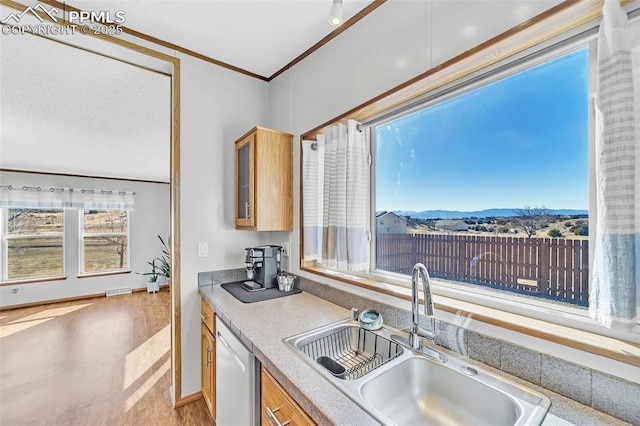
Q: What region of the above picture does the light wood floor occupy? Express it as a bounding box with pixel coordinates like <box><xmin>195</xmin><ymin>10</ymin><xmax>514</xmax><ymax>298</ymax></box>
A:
<box><xmin>0</xmin><ymin>289</ymin><xmax>211</xmax><ymax>425</ymax></box>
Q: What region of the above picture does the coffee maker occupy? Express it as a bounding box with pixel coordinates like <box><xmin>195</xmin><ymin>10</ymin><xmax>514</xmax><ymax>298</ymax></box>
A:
<box><xmin>243</xmin><ymin>245</ymin><xmax>281</xmax><ymax>291</ymax></box>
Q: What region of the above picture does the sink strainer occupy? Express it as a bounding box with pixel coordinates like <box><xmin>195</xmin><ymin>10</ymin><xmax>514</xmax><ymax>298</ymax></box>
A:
<box><xmin>298</xmin><ymin>325</ymin><xmax>403</xmax><ymax>380</ymax></box>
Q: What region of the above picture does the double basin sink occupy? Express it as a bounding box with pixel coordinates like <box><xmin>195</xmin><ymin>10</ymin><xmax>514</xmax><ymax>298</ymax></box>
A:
<box><xmin>284</xmin><ymin>319</ymin><xmax>551</xmax><ymax>425</ymax></box>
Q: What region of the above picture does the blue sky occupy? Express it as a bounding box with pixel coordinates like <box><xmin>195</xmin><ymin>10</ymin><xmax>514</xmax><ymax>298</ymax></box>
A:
<box><xmin>375</xmin><ymin>47</ymin><xmax>589</xmax><ymax>213</ymax></box>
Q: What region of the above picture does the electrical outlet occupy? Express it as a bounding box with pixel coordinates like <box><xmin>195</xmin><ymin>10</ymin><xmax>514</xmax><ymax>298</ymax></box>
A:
<box><xmin>281</xmin><ymin>242</ymin><xmax>290</xmax><ymax>257</ymax></box>
<box><xmin>197</xmin><ymin>242</ymin><xmax>208</xmax><ymax>258</ymax></box>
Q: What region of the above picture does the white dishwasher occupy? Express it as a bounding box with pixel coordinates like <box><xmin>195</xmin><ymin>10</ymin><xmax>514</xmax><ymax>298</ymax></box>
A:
<box><xmin>215</xmin><ymin>317</ymin><xmax>260</xmax><ymax>426</ymax></box>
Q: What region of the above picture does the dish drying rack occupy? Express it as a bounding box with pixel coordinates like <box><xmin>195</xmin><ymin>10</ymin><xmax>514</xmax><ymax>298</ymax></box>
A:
<box><xmin>298</xmin><ymin>325</ymin><xmax>403</xmax><ymax>380</ymax></box>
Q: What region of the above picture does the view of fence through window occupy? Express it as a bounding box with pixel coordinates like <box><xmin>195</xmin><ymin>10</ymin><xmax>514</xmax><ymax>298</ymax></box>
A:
<box><xmin>6</xmin><ymin>208</ymin><xmax>64</xmax><ymax>280</ymax></box>
<box><xmin>82</xmin><ymin>210</ymin><xmax>129</xmax><ymax>273</ymax></box>
<box><xmin>374</xmin><ymin>48</ymin><xmax>590</xmax><ymax>307</ymax></box>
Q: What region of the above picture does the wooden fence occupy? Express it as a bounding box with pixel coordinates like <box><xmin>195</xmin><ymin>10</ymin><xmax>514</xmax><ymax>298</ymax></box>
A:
<box><xmin>376</xmin><ymin>233</ymin><xmax>589</xmax><ymax>306</ymax></box>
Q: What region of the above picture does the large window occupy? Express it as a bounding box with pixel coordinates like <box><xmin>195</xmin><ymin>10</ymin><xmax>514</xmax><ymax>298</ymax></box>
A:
<box><xmin>374</xmin><ymin>47</ymin><xmax>590</xmax><ymax>307</ymax></box>
<box><xmin>80</xmin><ymin>209</ymin><xmax>129</xmax><ymax>273</ymax></box>
<box><xmin>2</xmin><ymin>208</ymin><xmax>65</xmax><ymax>280</ymax></box>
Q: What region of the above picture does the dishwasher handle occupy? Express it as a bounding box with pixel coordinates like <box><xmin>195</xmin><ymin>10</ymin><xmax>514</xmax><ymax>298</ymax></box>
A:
<box><xmin>217</xmin><ymin>330</ymin><xmax>246</xmax><ymax>374</ymax></box>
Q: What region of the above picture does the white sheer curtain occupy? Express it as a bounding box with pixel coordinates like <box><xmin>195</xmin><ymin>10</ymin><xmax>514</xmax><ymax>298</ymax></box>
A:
<box><xmin>590</xmin><ymin>0</ymin><xmax>640</xmax><ymax>330</ymax></box>
<box><xmin>302</xmin><ymin>119</ymin><xmax>369</xmax><ymax>271</ymax></box>
<box><xmin>302</xmin><ymin>137</ymin><xmax>325</xmax><ymax>261</ymax></box>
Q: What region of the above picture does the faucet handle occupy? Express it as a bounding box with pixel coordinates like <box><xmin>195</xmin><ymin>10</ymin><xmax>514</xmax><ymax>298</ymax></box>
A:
<box><xmin>391</xmin><ymin>333</ymin><xmax>447</xmax><ymax>363</ymax></box>
<box><xmin>418</xmin><ymin>342</ymin><xmax>448</xmax><ymax>363</ymax></box>
<box><xmin>350</xmin><ymin>308</ymin><xmax>359</xmax><ymax>321</ymax></box>
<box><xmin>415</xmin><ymin>327</ymin><xmax>437</xmax><ymax>343</ymax></box>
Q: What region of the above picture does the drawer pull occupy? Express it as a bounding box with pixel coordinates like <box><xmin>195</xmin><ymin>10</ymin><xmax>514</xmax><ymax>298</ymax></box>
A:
<box><xmin>265</xmin><ymin>406</ymin><xmax>290</xmax><ymax>426</ymax></box>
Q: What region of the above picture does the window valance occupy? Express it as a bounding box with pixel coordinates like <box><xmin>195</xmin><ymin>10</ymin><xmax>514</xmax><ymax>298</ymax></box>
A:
<box><xmin>70</xmin><ymin>188</ymin><xmax>135</xmax><ymax>210</ymax></box>
<box><xmin>0</xmin><ymin>185</ymin><xmax>135</xmax><ymax>210</ymax></box>
<box><xmin>0</xmin><ymin>185</ymin><xmax>70</xmax><ymax>209</ymax></box>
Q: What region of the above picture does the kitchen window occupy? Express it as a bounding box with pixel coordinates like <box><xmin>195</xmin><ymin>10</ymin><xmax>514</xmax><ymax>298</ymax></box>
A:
<box><xmin>300</xmin><ymin>4</ymin><xmax>640</xmax><ymax>358</ymax></box>
<box><xmin>1</xmin><ymin>208</ymin><xmax>65</xmax><ymax>281</ymax></box>
<box><xmin>302</xmin><ymin>40</ymin><xmax>636</xmax><ymax>337</ymax></box>
<box><xmin>374</xmin><ymin>46</ymin><xmax>591</xmax><ymax>308</ymax></box>
<box><xmin>80</xmin><ymin>209</ymin><xmax>130</xmax><ymax>273</ymax></box>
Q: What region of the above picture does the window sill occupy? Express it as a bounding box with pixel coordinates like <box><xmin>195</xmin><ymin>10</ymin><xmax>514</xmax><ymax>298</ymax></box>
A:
<box><xmin>301</xmin><ymin>265</ymin><xmax>640</xmax><ymax>368</ymax></box>
<box><xmin>77</xmin><ymin>270</ymin><xmax>131</xmax><ymax>279</ymax></box>
<box><xmin>0</xmin><ymin>276</ymin><xmax>67</xmax><ymax>286</ymax></box>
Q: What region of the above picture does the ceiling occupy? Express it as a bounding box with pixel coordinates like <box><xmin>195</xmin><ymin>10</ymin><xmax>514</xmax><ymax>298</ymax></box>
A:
<box><xmin>1</xmin><ymin>0</ymin><xmax>565</xmax><ymax>182</ymax></box>
<box><xmin>0</xmin><ymin>32</ymin><xmax>171</xmax><ymax>182</ymax></box>
<box><xmin>69</xmin><ymin>0</ymin><xmax>375</xmax><ymax>79</ymax></box>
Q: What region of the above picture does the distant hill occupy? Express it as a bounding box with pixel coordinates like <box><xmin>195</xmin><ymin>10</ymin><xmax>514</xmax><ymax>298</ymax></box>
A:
<box><xmin>393</xmin><ymin>208</ymin><xmax>588</xmax><ymax>219</ymax></box>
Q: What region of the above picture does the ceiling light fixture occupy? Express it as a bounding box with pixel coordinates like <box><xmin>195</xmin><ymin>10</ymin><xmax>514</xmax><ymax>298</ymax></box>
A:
<box><xmin>329</xmin><ymin>0</ymin><xmax>343</xmax><ymax>27</ymax></box>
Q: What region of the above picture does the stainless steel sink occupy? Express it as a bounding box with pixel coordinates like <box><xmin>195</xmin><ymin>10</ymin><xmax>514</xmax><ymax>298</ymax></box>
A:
<box><xmin>361</xmin><ymin>356</ymin><xmax>521</xmax><ymax>425</ymax></box>
<box><xmin>284</xmin><ymin>319</ymin><xmax>550</xmax><ymax>426</ymax></box>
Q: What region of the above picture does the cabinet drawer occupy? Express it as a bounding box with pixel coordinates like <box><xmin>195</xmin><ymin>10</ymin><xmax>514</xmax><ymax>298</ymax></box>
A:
<box><xmin>200</xmin><ymin>298</ymin><xmax>215</xmax><ymax>333</ymax></box>
<box><xmin>262</xmin><ymin>367</ymin><xmax>314</xmax><ymax>426</ymax></box>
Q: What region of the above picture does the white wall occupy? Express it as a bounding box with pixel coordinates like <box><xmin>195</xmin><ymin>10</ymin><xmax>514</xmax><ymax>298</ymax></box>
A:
<box><xmin>175</xmin><ymin>52</ymin><xmax>292</xmax><ymax>395</ymax></box>
<box><xmin>268</xmin><ymin>0</ymin><xmax>561</xmax><ymax>135</ymax></box>
<box><xmin>0</xmin><ymin>18</ymin><xmax>284</xmax><ymax>397</ymax></box>
<box><xmin>57</xmin><ymin>33</ymin><xmax>284</xmax><ymax>397</ymax></box>
<box><xmin>0</xmin><ymin>170</ymin><xmax>170</xmax><ymax>307</ymax></box>
<box><xmin>0</xmin><ymin>0</ymin><xmax>567</xmax><ymax>400</ymax></box>
<box><xmin>266</xmin><ymin>0</ymin><xmax>640</xmax><ymax>380</ymax></box>
<box><xmin>268</xmin><ymin>0</ymin><xmax>561</xmax><ymax>274</ymax></box>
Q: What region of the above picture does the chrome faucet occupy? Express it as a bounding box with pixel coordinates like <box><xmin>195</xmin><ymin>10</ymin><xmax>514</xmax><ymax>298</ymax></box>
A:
<box><xmin>409</xmin><ymin>263</ymin><xmax>437</xmax><ymax>349</ymax></box>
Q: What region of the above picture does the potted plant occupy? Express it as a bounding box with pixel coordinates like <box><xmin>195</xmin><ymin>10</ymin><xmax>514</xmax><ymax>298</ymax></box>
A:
<box><xmin>139</xmin><ymin>235</ymin><xmax>171</xmax><ymax>293</ymax></box>
<box><xmin>156</xmin><ymin>235</ymin><xmax>171</xmax><ymax>284</ymax></box>
<box><xmin>143</xmin><ymin>259</ymin><xmax>161</xmax><ymax>293</ymax></box>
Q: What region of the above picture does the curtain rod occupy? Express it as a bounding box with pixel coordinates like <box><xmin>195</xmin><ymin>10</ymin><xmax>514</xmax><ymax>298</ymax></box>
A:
<box><xmin>75</xmin><ymin>189</ymin><xmax>136</xmax><ymax>196</ymax></box>
<box><xmin>0</xmin><ymin>185</ymin><xmax>135</xmax><ymax>195</ymax></box>
<box><xmin>0</xmin><ymin>185</ymin><xmax>64</xmax><ymax>192</ymax></box>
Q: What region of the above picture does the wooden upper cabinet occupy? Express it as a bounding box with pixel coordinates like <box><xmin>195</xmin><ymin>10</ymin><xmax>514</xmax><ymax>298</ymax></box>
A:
<box><xmin>235</xmin><ymin>126</ymin><xmax>293</xmax><ymax>231</ymax></box>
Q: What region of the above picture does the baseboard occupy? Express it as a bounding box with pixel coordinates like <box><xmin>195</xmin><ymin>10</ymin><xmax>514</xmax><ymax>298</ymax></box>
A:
<box><xmin>174</xmin><ymin>391</ymin><xmax>203</xmax><ymax>408</ymax></box>
<box><xmin>133</xmin><ymin>284</ymin><xmax>170</xmax><ymax>293</ymax></box>
<box><xmin>0</xmin><ymin>292</ymin><xmax>105</xmax><ymax>311</ymax></box>
<box><xmin>0</xmin><ymin>286</ymin><xmax>168</xmax><ymax>311</ymax></box>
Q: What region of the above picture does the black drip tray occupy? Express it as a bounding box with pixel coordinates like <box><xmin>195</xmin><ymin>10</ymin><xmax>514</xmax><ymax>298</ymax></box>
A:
<box><xmin>221</xmin><ymin>281</ymin><xmax>302</xmax><ymax>303</ymax></box>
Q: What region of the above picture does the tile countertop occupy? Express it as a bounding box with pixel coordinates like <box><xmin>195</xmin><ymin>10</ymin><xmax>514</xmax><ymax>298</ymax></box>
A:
<box><xmin>198</xmin><ymin>284</ymin><xmax>628</xmax><ymax>426</ymax></box>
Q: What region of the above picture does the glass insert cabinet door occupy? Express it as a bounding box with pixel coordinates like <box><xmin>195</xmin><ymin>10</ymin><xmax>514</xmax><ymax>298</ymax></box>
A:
<box><xmin>235</xmin><ymin>133</ymin><xmax>255</xmax><ymax>228</ymax></box>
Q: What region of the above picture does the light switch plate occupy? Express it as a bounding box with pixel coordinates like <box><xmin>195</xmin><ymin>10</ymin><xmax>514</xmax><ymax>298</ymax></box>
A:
<box><xmin>197</xmin><ymin>242</ymin><xmax>208</xmax><ymax>258</ymax></box>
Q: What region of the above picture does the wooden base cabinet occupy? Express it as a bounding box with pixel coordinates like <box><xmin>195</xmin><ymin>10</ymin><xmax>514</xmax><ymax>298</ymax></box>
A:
<box><xmin>201</xmin><ymin>299</ymin><xmax>216</xmax><ymax>420</ymax></box>
<box><xmin>262</xmin><ymin>367</ymin><xmax>315</xmax><ymax>426</ymax></box>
